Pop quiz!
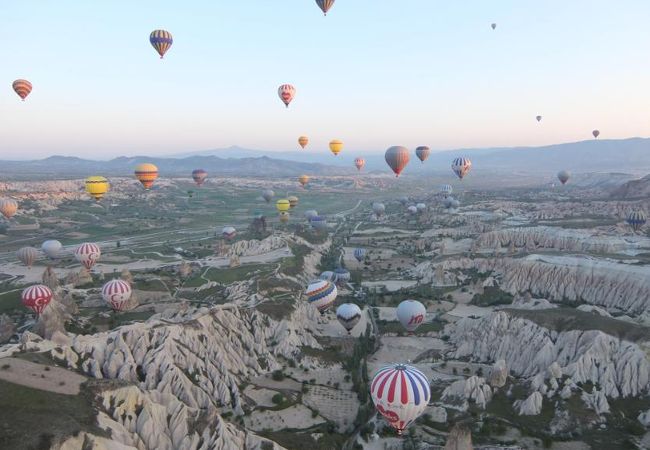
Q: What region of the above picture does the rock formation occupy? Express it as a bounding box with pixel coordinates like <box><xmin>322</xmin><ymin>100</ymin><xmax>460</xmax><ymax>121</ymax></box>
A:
<box><xmin>514</xmin><ymin>391</ymin><xmax>543</xmax><ymax>416</ymax></box>
<box><xmin>444</xmin><ymin>423</ymin><xmax>473</xmax><ymax>450</ymax></box>
<box><xmin>441</xmin><ymin>376</ymin><xmax>492</xmax><ymax>410</ymax></box>
<box><xmin>0</xmin><ymin>314</ymin><xmax>16</xmax><ymax>344</ymax></box>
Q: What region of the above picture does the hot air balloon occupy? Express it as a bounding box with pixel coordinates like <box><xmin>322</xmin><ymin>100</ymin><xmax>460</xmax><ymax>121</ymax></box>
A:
<box><xmin>491</xmin><ymin>23</ymin><xmax>497</xmax><ymax>30</ymax></box>
<box><xmin>536</xmin><ymin>115</ymin><xmax>542</xmax><ymax>122</ymax></box>
<box><xmin>353</xmin><ymin>248</ymin><xmax>366</xmax><ymax>263</ymax></box>
<box><xmin>407</xmin><ymin>205</ymin><xmax>418</xmax><ymax>216</ymax></box>
<box><xmin>135</xmin><ymin>163</ymin><xmax>159</xmax><ymax>190</ymax></box>
<box><xmin>399</xmin><ymin>197</ymin><xmax>410</xmax><ymax>206</ymax></box>
<box><xmin>75</xmin><ymin>243</ymin><xmax>101</xmax><ymax>270</ymax></box>
<box><xmin>319</xmin><ymin>271</ymin><xmax>335</xmax><ymax>282</ymax></box>
<box><xmin>451</xmin><ymin>199</ymin><xmax>460</xmax><ymax>209</ymax></box>
<box><xmin>13</xmin><ymin>79</ymin><xmax>32</xmax><ymax>101</ymax></box>
<box><xmin>440</xmin><ymin>184</ymin><xmax>453</xmax><ymax>197</ymax></box>
<box><xmin>371</xmin><ymin>364</ymin><xmax>430</xmax><ymax>435</ymax></box>
<box><xmin>299</xmin><ymin>175</ymin><xmax>310</xmax><ymax>187</ymax></box>
<box><xmin>305</xmin><ymin>280</ymin><xmax>338</xmax><ymax>313</ymax></box>
<box><xmin>372</xmin><ymin>202</ymin><xmax>386</xmax><ymax>217</ymax></box>
<box><xmin>451</xmin><ymin>157</ymin><xmax>472</xmax><ymax>180</ymax></box>
<box><xmin>416</xmin><ymin>203</ymin><xmax>426</xmax><ymax>212</ymax></box>
<box><xmin>278</xmin><ymin>84</ymin><xmax>296</xmax><ymax>108</ymax></box>
<box><xmin>222</xmin><ymin>226</ymin><xmax>237</xmax><ymax>240</ymax></box>
<box><xmin>102</xmin><ymin>279</ymin><xmax>132</xmax><ymax>311</ymax></box>
<box><xmin>557</xmin><ymin>170</ymin><xmax>570</xmax><ymax>185</ymax></box>
<box><xmin>385</xmin><ymin>146</ymin><xmax>410</xmax><ymax>177</ymax></box>
<box><xmin>354</xmin><ymin>157</ymin><xmax>366</xmax><ymax>171</ymax></box>
<box><xmin>397</xmin><ymin>300</ymin><xmax>426</xmax><ymax>332</ymax></box>
<box><xmin>315</xmin><ymin>0</ymin><xmax>335</xmax><ymax>15</ymax></box>
<box><xmin>336</xmin><ymin>303</ymin><xmax>362</xmax><ymax>334</ymax></box>
<box><xmin>334</xmin><ymin>267</ymin><xmax>350</xmax><ymax>285</ymax></box>
<box><xmin>298</xmin><ymin>136</ymin><xmax>309</xmax><ymax>149</ymax></box>
<box><xmin>329</xmin><ymin>140</ymin><xmax>343</xmax><ymax>156</ymax></box>
<box><xmin>279</xmin><ymin>212</ymin><xmax>290</xmax><ymax>223</ymax></box>
<box><xmin>263</xmin><ymin>189</ymin><xmax>275</xmax><ymax>203</ymax></box>
<box><xmin>288</xmin><ymin>196</ymin><xmax>299</xmax><ymax>209</ymax></box>
<box><xmin>192</xmin><ymin>169</ymin><xmax>208</xmax><ymax>186</ymax></box>
<box><xmin>85</xmin><ymin>176</ymin><xmax>110</xmax><ymax>202</ymax></box>
<box><xmin>16</xmin><ymin>247</ymin><xmax>38</xmax><ymax>268</ymax></box>
<box><xmin>627</xmin><ymin>210</ymin><xmax>647</xmax><ymax>231</ymax></box>
<box><xmin>593</xmin><ymin>130</ymin><xmax>600</xmax><ymax>139</ymax></box>
<box><xmin>150</xmin><ymin>29</ymin><xmax>173</xmax><ymax>59</ymax></box>
<box><xmin>0</xmin><ymin>199</ymin><xmax>18</xmax><ymax>219</ymax></box>
<box><xmin>21</xmin><ymin>285</ymin><xmax>53</xmax><ymax>315</ymax></box>
<box><xmin>310</xmin><ymin>215</ymin><xmax>328</xmax><ymax>230</ymax></box>
<box><xmin>304</xmin><ymin>210</ymin><xmax>318</xmax><ymax>221</ymax></box>
<box><xmin>276</xmin><ymin>199</ymin><xmax>290</xmax><ymax>212</ymax></box>
<box><xmin>415</xmin><ymin>146</ymin><xmax>430</xmax><ymax>163</ymax></box>
<box><xmin>41</xmin><ymin>240</ymin><xmax>62</xmax><ymax>259</ymax></box>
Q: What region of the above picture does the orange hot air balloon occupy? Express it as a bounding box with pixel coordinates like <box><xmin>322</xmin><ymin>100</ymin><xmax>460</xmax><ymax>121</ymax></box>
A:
<box><xmin>385</xmin><ymin>146</ymin><xmax>410</xmax><ymax>177</ymax></box>
<box><xmin>134</xmin><ymin>163</ymin><xmax>159</xmax><ymax>190</ymax></box>
<box><xmin>299</xmin><ymin>175</ymin><xmax>310</xmax><ymax>187</ymax></box>
<box><xmin>13</xmin><ymin>79</ymin><xmax>32</xmax><ymax>101</ymax></box>
<box><xmin>298</xmin><ymin>136</ymin><xmax>309</xmax><ymax>149</ymax></box>
<box><xmin>354</xmin><ymin>157</ymin><xmax>365</xmax><ymax>171</ymax></box>
<box><xmin>329</xmin><ymin>140</ymin><xmax>343</xmax><ymax>156</ymax></box>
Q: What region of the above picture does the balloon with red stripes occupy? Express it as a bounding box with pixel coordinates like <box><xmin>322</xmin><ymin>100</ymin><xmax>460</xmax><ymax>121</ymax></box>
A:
<box><xmin>21</xmin><ymin>284</ymin><xmax>53</xmax><ymax>315</ymax></box>
<box><xmin>74</xmin><ymin>242</ymin><xmax>101</xmax><ymax>270</ymax></box>
<box><xmin>278</xmin><ymin>84</ymin><xmax>296</xmax><ymax>108</ymax></box>
<box><xmin>370</xmin><ymin>363</ymin><xmax>430</xmax><ymax>435</ymax></box>
<box><xmin>102</xmin><ymin>279</ymin><xmax>132</xmax><ymax>311</ymax></box>
<box><xmin>12</xmin><ymin>79</ymin><xmax>32</xmax><ymax>101</ymax></box>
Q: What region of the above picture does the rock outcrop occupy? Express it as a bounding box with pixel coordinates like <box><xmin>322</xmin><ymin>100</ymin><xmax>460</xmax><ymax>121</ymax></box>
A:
<box><xmin>228</xmin><ymin>236</ymin><xmax>286</xmax><ymax>257</ymax></box>
<box><xmin>441</xmin><ymin>376</ymin><xmax>492</xmax><ymax>410</ymax></box>
<box><xmin>0</xmin><ymin>314</ymin><xmax>16</xmax><ymax>343</ymax></box>
<box><xmin>444</xmin><ymin>423</ymin><xmax>473</xmax><ymax>450</ymax></box>
<box><xmin>488</xmin><ymin>359</ymin><xmax>508</xmax><ymax>388</ymax></box>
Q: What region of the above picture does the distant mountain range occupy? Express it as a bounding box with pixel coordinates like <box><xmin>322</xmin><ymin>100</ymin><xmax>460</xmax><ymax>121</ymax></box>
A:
<box><xmin>1</xmin><ymin>138</ymin><xmax>649</xmax><ymax>178</ymax></box>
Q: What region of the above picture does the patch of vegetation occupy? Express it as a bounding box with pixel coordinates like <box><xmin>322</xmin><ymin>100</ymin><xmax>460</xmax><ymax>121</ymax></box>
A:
<box><xmin>256</xmin><ymin>298</ymin><xmax>296</xmax><ymax>321</ymax></box>
<box><xmin>260</xmin><ymin>425</ymin><xmax>346</xmax><ymax>450</ymax></box>
<box><xmin>470</xmin><ymin>286</ymin><xmax>514</xmax><ymax>307</ymax></box>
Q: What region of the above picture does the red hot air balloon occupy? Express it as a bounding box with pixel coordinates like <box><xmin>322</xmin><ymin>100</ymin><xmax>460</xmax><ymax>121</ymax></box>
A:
<box><xmin>415</xmin><ymin>146</ymin><xmax>430</xmax><ymax>163</ymax></box>
<box><xmin>192</xmin><ymin>169</ymin><xmax>208</xmax><ymax>186</ymax></box>
<box><xmin>21</xmin><ymin>285</ymin><xmax>53</xmax><ymax>315</ymax></box>
<box><xmin>74</xmin><ymin>243</ymin><xmax>101</xmax><ymax>270</ymax></box>
<box><xmin>354</xmin><ymin>157</ymin><xmax>366</xmax><ymax>171</ymax></box>
<box><xmin>102</xmin><ymin>279</ymin><xmax>133</xmax><ymax>311</ymax></box>
<box><xmin>13</xmin><ymin>79</ymin><xmax>32</xmax><ymax>101</ymax></box>
<box><xmin>385</xmin><ymin>146</ymin><xmax>410</xmax><ymax>177</ymax></box>
<box><xmin>278</xmin><ymin>84</ymin><xmax>296</xmax><ymax>108</ymax></box>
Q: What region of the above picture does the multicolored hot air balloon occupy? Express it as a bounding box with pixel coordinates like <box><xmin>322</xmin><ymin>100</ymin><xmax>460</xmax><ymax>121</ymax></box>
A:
<box><xmin>627</xmin><ymin>210</ymin><xmax>647</xmax><ymax>231</ymax></box>
<box><xmin>21</xmin><ymin>285</ymin><xmax>53</xmax><ymax>315</ymax></box>
<box><xmin>385</xmin><ymin>146</ymin><xmax>410</xmax><ymax>177</ymax></box>
<box><xmin>397</xmin><ymin>300</ymin><xmax>426</xmax><ymax>333</ymax></box>
<box><xmin>329</xmin><ymin>140</ymin><xmax>343</xmax><ymax>156</ymax></box>
<box><xmin>102</xmin><ymin>279</ymin><xmax>132</xmax><ymax>311</ymax></box>
<box><xmin>279</xmin><ymin>211</ymin><xmax>290</xmax><ymax>223</ymax></box>
<box><xmin>354</xmin><ymin>157</ymin><xmax>365</xmax><ymax>171</ymax></box>
<box><xmin>415</xmin><ymin>146</ymin><xmax>430</xmax><ymax>163</ymax></box>
<box><xmin>336</xmin><ymin>303</ymin><xmax>362</xmax><ymax>334</ymax></box>
<box><xmin>451</xmin><ymin>157</ymin><xmax>472</xmax><ymax>180</ymax></box>
<box><xmin>16</xmin><ymin>247</ymin><xmax>38</xmax><ymax>268</ymax></box>
<box><xmin>299</xmin><ymin>175</ymin><xmax>310</xmax><ymax>187</ymax></box>
<box><xmin>278</xmin><ymin>84</ymin><xmax>296</xmax><ymax>108</ymax></box>
<box><xmin>263</xmin><ymin>189</ymin><xmax>275</xmax><ymax>203</ymax></box>
<box><xmin>536</xmin><ymin>115</ymin><xmax>543</xmax><ymax>122</ymax></box>
<box><xmin>192</xmin><ymin>169</ymin><xmax>208</xmax><ymax>186</ymax></box>
<box><xmin>319</xmin><ymin>271</ymin><xmax>335</xmax><ymax>282</ymax></box>
<box><xmin>288</xmin><ymin>196</ymin><xmax>299</xmax><ymax>209</ymax></box>
<box><xmin>440</xmin><ymin>184</ymin><xmax>453</xmax><ymax>197</ymax></box>
<box><xmin>135</xmin><ymin>163</ymin><xmax>159</xmax><ymax>190</ymax></box>
<box><xmin>85</xmin><ymin>176</ymin><xmax>109</xmax><ymax>202</ymax></box>
<box><xmin>557</xmin><ymin>170</ymin><xmax>570</xmax><ymax>185</ymax></box>
<box><xmin>305</xmin><ymin>280</ymin><xmax>338</xmax><ymax>313</ymax></box>
<box><xmin>593</xmin><ymin>129</ymin><xmax>600</xmax><ymax>139</ymax></box>
<box><xmin>75</xmin><ymin>243</ymin><xmax>101</xmax><ymax>270</ymax></box>
<box><xmin>150</xmin><ymin>29</ymin><xmax>173</xmax><ymax>59</ymax></box>
<box><xmin>0</xmin><ymin>199</ymin><xmax>18</xmax><ymax>220</ymax></box>
<box><xmin>370</xmin><ymin>364</ymin><xmax>430</xmax><ymax>435</ymax></box>
<box><xmin>298</xmin><ymin>136</ymin><xmax>309</xmax><ymax>149</ymax></box>
<box><xmin>13</xmin><ymin>79</ymin><xmax>32</xmax><ymax>101</ymax></box>
<box><xmin>315</xmin><ymin>0</ymin><xmax>335</xmax><ymax>15</ymax></box>
<box><xmin>372</xmin><ymin>202</ymin><xmax>386</xmax><ymax>217</ymax></box>
<box><xmin>222</xmin><ymin>226</ymin><xmax>237</xmax><ymax>240</ymax></box>
<box><xmin>41</xmin><ymin>240</ymin><xmax>62</xmax><ymax>259</ymax></box>
<box><xmin>353</xmin><ymin>248</ymin><xmax>366</xmax><ymax>263</ymax></box>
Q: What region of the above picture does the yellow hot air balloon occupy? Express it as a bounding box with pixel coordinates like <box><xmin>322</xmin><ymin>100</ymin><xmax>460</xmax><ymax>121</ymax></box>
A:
<box><xmin>299</xmin><ymin>175</ymin><xmax>310</xmax><ymax>187</ymax></box>
<box><xmin>288</xmin><ymin>196</ymin><xmax>299</xmax><ymax>209</ymax></box>
<box><xmin>276</xmin><ymin>199</ymin><xmax>290</xmax><ymax>212</ymax></box>
<box><xmin>279</xmin><ymin>211</ymin><xmax>290</xmax><ymax>223</ymax></box>
<box><xmin>85</xmin><ymin>176</ymin><xmax>110</xmax><ymax>201</ymax></box>
<box><xmin>298</xmin><ymin>136</ymin><xmax>309</xmax><ymax>149</ymax></box>
<box><xmin>329</xmin><ymin>139</ymin><xmax>343</xmax><ymax>156</ymax></box>
<box><xmin>135</xmin><ymin>163</ymin><xmax>159</xmax><ymax>190</ymax></box>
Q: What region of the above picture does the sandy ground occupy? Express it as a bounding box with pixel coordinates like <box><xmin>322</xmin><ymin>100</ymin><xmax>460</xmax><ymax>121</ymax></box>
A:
<box><xmin>244</xmin><ymin>404</ymin><xmax>325</xmax><ymax>431</ymax></box>
<box><xmin>362</xmin><ymin>280</ymin><xmax>417</xmax><ymax>292</ymax></box>
<box><xmin>302</xmin><ymin>384</ymin><xmax>359</xmax><ymax>430</ymax></box>
<box><xmin>369</xmin><ymin>336</ymin><xmax>445</xmax><ymax>367</ymax></box>
<box><xmin>250</xmin><ymin>374</ymin><xmax>303</xmax><ymax>392</ymax></box>
<box><xmin>446</xmin><ymin>304</ymin><xmax>494</xmax><ymax>318</ymax></box>
<box><xmin>242</xmin><ymin>386</ymin><xmax>278</xmax><ymax>408</ymax></box>
<box><xmin>0</xmin><ymin>357</ymin><xmax>86</xmax><ymax>395</ymax></box>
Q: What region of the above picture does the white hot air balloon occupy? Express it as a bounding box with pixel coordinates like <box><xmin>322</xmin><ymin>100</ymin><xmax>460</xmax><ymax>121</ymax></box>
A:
<box><xmin>396</xmin><ymin>300</ymin><xmax>426</xmax><ymax>333</ymax></box>
<box><xmin>336</xmin><ymin>303</ymin><xmax>362</xmax><ymax>334</ymax></box>
<box><xmin>41</xmin><ymin>240</ymin><xmax>62</xmax><ymax>259</ymax></box>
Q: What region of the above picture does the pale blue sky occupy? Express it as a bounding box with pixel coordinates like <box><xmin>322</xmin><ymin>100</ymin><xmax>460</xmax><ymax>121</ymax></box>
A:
<box><xmin>1</xmin><ymin>0</ymin><xmax>649</xmax><ymax>159</ymax></box>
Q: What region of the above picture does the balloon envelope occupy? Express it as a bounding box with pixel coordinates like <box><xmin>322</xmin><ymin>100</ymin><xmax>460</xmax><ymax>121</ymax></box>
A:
<box><xmin>263</xmin><ymin>189</ymin><xmax>275</xmax><ymax>203</ymax></box>
<box><xmin>0</xmin><ymin>199</ymin><xmax>18</xmax><ymax>219</ymax></box>
<box><xmin>353</xmin><ymin>248</ymin><xmax>366</xmax><ymax>262</ymax></box>
<box><xmin>627</xmin><ymin>210</ymin><xmax>647</xmax><ymax>231</ymax></box>
<box><xmin>315</xmin><ymin>0</ymin><xmax>335</xmax><ymax>15</ymax></box>
<box><xmin>298</xmin><ymin>136</ymin><xmax>309</xmax><ymax>149</ymax></box>
<box><xmin>222</xmin><ymin>226</ymin><xmax>237</xmax><ymax>240</ymax></box>
<box><xmin>299</xmin><ymin>175</ymin><xmax>310</xmax><ymax>187</ymax></box>
<box><xmin>415</xmin><ymin>146</ymin><xmax>430</xmax><ymax>163</ymax></box>
<box><xmin>329</xmin><ymin>140</ymin><xmax>343</xmax><ymax>156</ymax></box>
<box><xmin>305</xmin><ymin>280</ymin><xmax>338</xmax><ymax>313</ymax></box>
<box><xmin>354</xmin><ymin>157</ymin><xmax>365</xmax><ymax>171</ymax></box>
<box><xmin>85</xmin><ymin>176</ymin><xmax>109</xmax><ymax>201</ymax></box>
<box><xmin>451</xmin><ymin>157</ymin><xmax>472</xmax><ymax>179</ymax></box>
<box><xmin>278</xmin><ymin>84</ymin><xmax>296</xmax><ymax>107</ymax></box>
<box><xmin>396</xmin><ymin>300</ymin><xmax>426</xmax><ymax>332</ymax></box>
<box><xmin>102</xmin><ymin>279</ymin><xmax>132</xmax><ymax>311</ymax></box>
<box><xmin>593</xmin><ymin>129</ymin><xmax>600</xmax><ymax>139</ymax></box>
<box><xmin>557</xmin><ymin>170</ymin><xmax>570</xmax><ymax>185</ymax></box>
<box><xmin>13</xmin><ymin>79</ymin><xmax>32</xmax><ymax>101</ymax></box>
<box><xmin>135</xmin><ymin>163</ymin><xmax>159</xmax><ymax>190</ymax></box>
<box><xmin>276</xmin><ymin>199</ymin><xmax>290</xmax><ymax>212</ymax></box>
<box><xmin>75</xmin><ymin>243</ymin><xmax>101</xmax><ymax>270</ymax></box>
<box><xmin>41</xmin><ymin>240</ymin><xmax>62</xmax><ymax>259</ymax></box>
<box><xmin>21</xmin><ymin>285</ymin><xmax>53</xmax><ymax>315</ymax></box>
<box><xmin>336</xmin><ymin>303</ymin><xmax>362</xmax><ymax>333</ymax></box>
<box><xmin>304</xmin><ymin>210</ymin><xmax>318</xmax><ymax>221</ymax></box>
<box><xmin>150</xmin><ymin>29</ymin><xmax>173</xmax><ymax>58</ymax></box>
<box><xmin>372</xmin><ymin>202</ymin><xmax>386</xmax><ymax>217</ymax></box>
<box><xmin>288</xmin><ymin>196</ymin><xmax>299</xmax><ymax>209</ymax></box>
<box><xmin>536</xmin><ymin>115</ymin><xmax>542</xmax><ymax>122</ymax></box>
<box><xmin>192</xmin><ymin>169</ymin><xmax>208</xmax><ymax>186</ymax></box>
<box><xmin>385</xmin><ymin>146</ymin><xmax>410</xmax><ymax>177</ymax></box>
<box><xmin>16</xmin><ymin>247</ymin><xmax>38</xmax><ymax>268</ymax></box>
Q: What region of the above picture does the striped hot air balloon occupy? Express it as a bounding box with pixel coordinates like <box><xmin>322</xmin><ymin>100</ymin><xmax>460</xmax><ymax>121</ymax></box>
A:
<box><xmin>135</xmin><ymin>163</ymin><xmax>159</xmax><ymax>190</ymax></box>
<box><xmin>276</xmin><ymin>199</ymin><xmax>290</xmax><ymax>212</ymax></box>
<box><xmin>74</xmin><ymin>243</ymin><xmax>101</xmax><ymax>270</ymax></box>
<box><xmin>329</xmin><ymin>140</ymin><xmax>343</xmax><ymax>156</ymax></box>
<box><xmin>315</xmin><ymin>0</ymin><xmax>335</xmax><ymax>15</ymax></box>
<box><xmin>102</xmin><ymin>279</ymin><xmax>132</xmax><ymax>311</ymax></box>
<box><xmin>288</xmin><ymin>196</ymin><xmax>299</xmax><ymax>209</ymax></box>
<box><xmin>192</xmin><ymin>169</ymin><xmax>208</xmax><ymax>186</ymax></box>
<box><xmin>305</xmin><ymin>280</ymin><xmax>338</xmax><ymax>313</ymax></box>
<box><xmin>16</xmin><ymin>247</ymin><xmax>38</xmax><ymax>268</ymax></box>
<box><xmin>336</xmin><ymin>303</ymin><xmax>362</xmax><ymax>334</ymax></box>
<box><xmin>354</xmin><ymin>157</ymin><xmax>365</xmax><ymax>171</ymax></box>
<box><xmin>370</xmin><ymin>364</ymin><xmax>430</xmax><ymax>435</ymax></box>
<box><xmin>397</xmin><ymin>300</ymin><xmax>426</xmax><ymax>333</ymax></box>
<box><xmin>278</xmin><ymin>84</ymin><xmax>296</xmax><ymax>108</ymax></box>
<box><xmin>451</xmin><ymin>157</ymin><xmax>472</xmax><ymax>180</ymax></box>
<box><xmin>298</xmin><ymin>136</ymin><xmax>309</xmax><ymax>149</ymax></box>
<box><xmin>21</xmin><ymin>285</ymin><xmax>53</xmax><ymax>315</ymax></box>
<box><xmin>385</xmin><ymin>146</ymin><xmax>410</xmax><ymax>177</ymax></box>
<box><xmin>353</xmin><ymin>248</ymin><xmax>366</xmax><ymax>262</ymax></box>
<box><xmin>440</xmin><ymin>184</ymin><xmax>453</xmax><ymax>197</ymax></box>
<box><xmin>299</xmin><ymin>175</ymin><xmax>310</xmax><ymax>187</ymax></box>
<box><xmin>415</xmin><ymin>146</ymin><xmax>430</xmax><ymax>163</ymax></box>
<box><xmin>222</xmin><ymin>226</ymin><xmax>237</xmax><ymax>240</ymax></box>
<box><xmin>150</xmin><ymin>29</ymin><xmax>173</xmax><ymax>58</ymax></box>
<box><xmin>12</xmin><ymin>79</ymin><xmax>32</xmax><ymax>101</ymax></box>
<box><xmin>627</xmin><ymin>210</ymin><xmax>647</xmax><ymax>231</ymax></box>
<box><xmin>0</xmin><ymin>198</ymin><xmax>18</xmax><ymax>219</ymax></box>
<box><xmin>85</xmin><ymin>176</ymin><xmax>109</xmax><ymax>201</ymax></box>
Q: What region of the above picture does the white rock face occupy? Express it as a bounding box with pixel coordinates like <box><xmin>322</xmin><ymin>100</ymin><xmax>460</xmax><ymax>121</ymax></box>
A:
<box><xmin>441</xmin><ymin>376</ymin><xmax>493</xmax><ymax>409</ymax></box>
<box><xmin>514</xmin><ymin>391</ymin><xmax>543</xmax><ymax>416</ymax></box>
<box><xmin>450</xmin><ymin>312</ymin><xmax>650</xmax><ymax>399</ymax></box>
<box><xmin>228</xmin><ymin>236</ymin><xmax>286</xmax><ymax>257</ymax></box>
<box><xmin>488</xmin><ymin>359</ymin><xmax>508</xmax><ymax>388</ymax></box>
<box><xmin>581</xmin><ymin>389</ymin><xmax>610</xmax><ymax>415</ymax></box>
